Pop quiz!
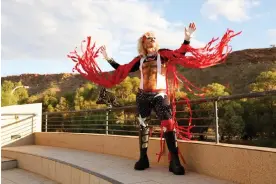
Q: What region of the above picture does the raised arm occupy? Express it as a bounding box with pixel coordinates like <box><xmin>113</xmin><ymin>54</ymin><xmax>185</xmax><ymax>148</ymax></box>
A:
<box><xmin>174</xmin><ymin>22</ymin><xmax>196</xmax><ymax>55</ymax></box>
<box><xmin>100</xmin><ymin>46</ymin><xmax>140</xmax><ymax>73</ymax></box>
<box><xmin>159</xmin><ymin>22</ymin><xmax>196</xmax><ymax>60</ymax></box>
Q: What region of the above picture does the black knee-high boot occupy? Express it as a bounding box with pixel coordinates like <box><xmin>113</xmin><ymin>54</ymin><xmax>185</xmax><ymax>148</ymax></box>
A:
<box><xmin>134</xmin><ymin>125</ymin><xmax>150</xmax><ymax>170</ymax></box>
<box><xmin>164</xmin><ymin>131</ymin><xmax>185</xmax><ymax>175</ymax></box>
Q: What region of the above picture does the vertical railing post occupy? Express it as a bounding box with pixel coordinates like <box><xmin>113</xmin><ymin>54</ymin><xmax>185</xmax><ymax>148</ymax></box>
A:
<box><xmin>32</xmin><ymin>115</ymin><xmax>34</xmax><ymax>133</ymax></box>
<box><xmin>106</xmin><ymin>106</ymin><xmax>111</xmax><ymax>135</ymax></box>
<box><xmin>214</xmin><ymin>100</ymin><xmax>219</xmax><ymax>144</ymax></box>
<box><xmin>45</xmin><ymin>112</ymin><xmax>48</xmax><ymax>132</ymax></box>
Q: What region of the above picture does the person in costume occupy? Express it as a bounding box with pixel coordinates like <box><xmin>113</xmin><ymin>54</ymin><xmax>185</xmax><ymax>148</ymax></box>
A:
<box><xmin>99</xmin><ymin>23</ymin><xmax>197</xmax><ymax>175</ymax></box>
<box><xmin>68</xmin><ymin>22</ymin><xmax>240</xmax><ymax>175</ymax></box>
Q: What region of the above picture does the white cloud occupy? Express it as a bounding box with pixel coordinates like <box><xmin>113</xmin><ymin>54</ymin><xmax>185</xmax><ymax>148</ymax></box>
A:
<box><xmin>267</xmin><ymin>29</ymin><xmax>276</xmax><ymax>45</ymax></box>
<box><xmin>268</xmin><ymin>29</ymin><xmax>276</xmax><ymax>37</ymax></box>
<box><xmin>200</xmin><ymin>0</ymin><xmax>260</xmax><ymax>22</ymax></box>
<box><xmin>2</xmin><ymin>0</ymin><xmax>204</xmax><ymax>62</ymax></box>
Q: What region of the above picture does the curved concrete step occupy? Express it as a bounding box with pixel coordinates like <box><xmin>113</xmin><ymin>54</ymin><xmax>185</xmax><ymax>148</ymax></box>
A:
<box><xmin>2</xmin><ymin>145</ymin><xmax>234</xmax><ymax>184</ymax></box>
<box><xmin>2</xmin><ymin>168</ymin><xmax>58</xmax><ymax>184</ymax></box>
<box><xmin>1</xmin><ymin>157</ymin><xmax>17</xmax><ymax>171</ymax></box>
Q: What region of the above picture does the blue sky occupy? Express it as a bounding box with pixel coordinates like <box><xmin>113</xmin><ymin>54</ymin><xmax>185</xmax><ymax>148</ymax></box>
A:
<box><xmin>2</xmin><ymin>0</ymin><xmax>276</xmax><ymax>77</ymax></box>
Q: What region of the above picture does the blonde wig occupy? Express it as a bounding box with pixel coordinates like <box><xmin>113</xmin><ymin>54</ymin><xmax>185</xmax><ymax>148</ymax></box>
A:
<box><xmin>137</xmin><ymin>31</ymin><xmax>160</xmax><ymax>57</ymax></box>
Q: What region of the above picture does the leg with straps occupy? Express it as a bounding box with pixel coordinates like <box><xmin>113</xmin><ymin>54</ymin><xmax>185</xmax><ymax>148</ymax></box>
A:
<box><xmin>134</xmin><ymin>115</ymin><xmax>151</xmax><ymax>170</ymax></box>
<box><xmin>134</xmin><ymin>90</ymin><xmax>153</xmax><ymax>170</ymax></box>
<box><xmin>153</xmin><ymin>93</ymin><xmax>185</xmax><ymax>175</ymax></box>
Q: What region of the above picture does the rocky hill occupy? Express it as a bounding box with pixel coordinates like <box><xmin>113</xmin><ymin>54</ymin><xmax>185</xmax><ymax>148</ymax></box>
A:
<box><xmin>176</xmin><ymin>47</ymin><xmax>276</xmax><ymax>94</ymax></box>
<box><xmin>2</xmin><ymin>47</ymin><xmax>276</xmax><ymax>96</ymax></box>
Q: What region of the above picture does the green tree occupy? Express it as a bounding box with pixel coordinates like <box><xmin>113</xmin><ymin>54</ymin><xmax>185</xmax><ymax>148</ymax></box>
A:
<box><xmin>63</xmin><ymin>92</ymin><xmax>75</xmax><ymax>108</ymax></box>
<box><xmin>42</xmin><ymin>89</ymin><xmax>58</xmax><ymax>112</ymax></box>
<box><xmin>202</xmin><ymin>83</ymin><xmax>230</xmax><ymax>97</ymax></box>
<box><xmin>27</xmin><ymin>95</ymin><xmax>40</xmax><ymax>104</ymax></box>
<box><xmin>1</xmin><ymin>80</ymin><xmax>29</xmax><ymax>106</ymax></box>
<box><xmin>242</xmin><ymin>70</ymin><xmax>276</xmax><ymax>143</ymax></box>
<box><xmin>111</xmin><ymin>77</ymin><xmax>138</xmax><ymax>105</ymax></box>
<box><xmin>74</xmin><ymin>82</ymin><xmax>100</xmax><ymax>110</ymax></box>
<box><xmin>250</xmin><ymin>70</ymin><xmax>276</xmax><ymax>92</ymax></box>
<box><xmin>197</xmin><ymin>83</ymin><xmax>230</xmax><ymax>114</ymax></box>
<box><xmin>55</xmin><ymin>97</ymin><xmax>70</xmax><ymax>112</ymax></box>
<box><xmin>199</xmin><ymin>83</ymin><xmax>245</xmax><ymax>141</ymax></box>
<box><xmin>183</xmin><ymin>83</ymin><xmax>230</xmax><ymax>140</ymax></box>
<box><xmin>219</xmin><ymin>101</ymin><xmax>245</xmax><ymax>140</ymax></box>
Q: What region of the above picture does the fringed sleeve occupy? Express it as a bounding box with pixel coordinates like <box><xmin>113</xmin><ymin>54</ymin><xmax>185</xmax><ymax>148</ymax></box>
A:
<box><xmin>67</xmin><ymin>36</ymin><xmax>141</xmax><ymax>88</ymax></box>
<box><xmin>160</xmin><ymin>29</ymin><xmax>241</xmax><ymax>141</ymax></box>
<box><xmin>162</xmin><ymin>29</ymin><xmax>242</xmax><ymax>68</ymax></box>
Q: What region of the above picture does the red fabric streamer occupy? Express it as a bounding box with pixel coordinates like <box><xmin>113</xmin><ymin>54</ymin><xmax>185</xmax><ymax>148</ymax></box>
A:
<box><xmin>68</xmin><ymin>29</ymin><xmax>241</xmax><ymax>161</ymax></box>
<box><xmin>68</xmin><ymin>37</ymin><xmax>140</xmax><ymax>88</ymax></box>
<box><xmin>68</xmin><ymin>29</ymin><xmax>241</xmax><ymax>89</ymax></box>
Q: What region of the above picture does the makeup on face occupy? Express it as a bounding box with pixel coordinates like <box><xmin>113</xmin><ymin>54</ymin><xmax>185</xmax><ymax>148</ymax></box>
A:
<box><xmin>143</xmin><ymin>32</ymin><xmax>156</xmax><ymax>42</ymax></box>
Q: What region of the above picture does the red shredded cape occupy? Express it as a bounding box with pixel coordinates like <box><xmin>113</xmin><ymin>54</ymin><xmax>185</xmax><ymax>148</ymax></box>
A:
<box><xmin>68</xmin><ymin>29</ymin><xmax>241</xmax><ymax>162</ymax></box>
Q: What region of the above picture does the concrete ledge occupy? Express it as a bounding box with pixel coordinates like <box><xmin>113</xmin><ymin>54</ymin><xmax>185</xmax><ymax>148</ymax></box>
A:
<box><xmin>2</xmin><ymin>168</ymin><xmax>59</xmax><ymax>184</ymax></box>
<box><xmin>2</xmin><ymin>157</ymin><xmax>17</xmax><ymax>170</ymax></box>
<box><xmin>34</xmin><ymin>132</ymin><xmax>276</xmax><ymax>184</ymax></box>
<box><xmin>2</xmin><ymin>145</ymin><xmax>230</xmax><ymax>184</ymax></box>
<box><xmin>2</xmin><ymin>148</ymin><xmax>119</xmax><ymax>184</ymax></box>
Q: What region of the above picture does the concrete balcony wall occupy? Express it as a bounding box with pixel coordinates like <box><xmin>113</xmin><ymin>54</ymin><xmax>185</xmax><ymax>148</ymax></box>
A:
<box><xmin>1</xmin><ymin>103</ymin><xmax>42</xmax><ymax>147</ymax></box>
<box><xmin>35</xmin><ymin>132</ymin><xmax>276</xmax><ymax>184</ymax></box>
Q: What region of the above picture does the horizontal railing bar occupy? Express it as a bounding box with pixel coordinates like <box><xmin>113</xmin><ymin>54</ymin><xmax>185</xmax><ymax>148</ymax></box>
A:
<box><xmin>177</xmin><ymin>117</ymin><xmax>214</xmax><ymax>120</ymax></box>
<box><xmin>45</xmin><ymin>114</ymin><xmax>107</xmax><ymax>118</ymax></box>
<box><xmin>1</xmin><ymin>130</ymin><xmax>34</xmax><ymax>142</ymax></box>
<box><xmin>1</xmin><ymin>115</ymin><xmax>36</xmax><ymax>129</ymax></box>
<box><xmin>44</xmin><ymin>128</ymin><xmax>214</xmax><ymax>135</ymax></box>
<box><xmin>1</xmin><ymin>113</ymin><xmax>36</xmax><ymax>116</ymax></box>
<box><xmin>1</xmin><ymin>117</ymin><xmax>23</xmax><ymax>120</ymax></box>
<box><xmin>45</xmin><ymin>124</ymin><xmax>212</xmax><ymax>128</ymax></box>
<box><xmin>176</xmin><ymin>109</ymin><xmax>214</xmax><ymax>113</ymax></box>
<box><xmin>1</xmin><ymin>125</ymin><xmax>35</xmax><ymax>138</ymax></box>
<box><xmin>43</xmin><ymin>120</ymin><xmax>108</xmax><ymax>122</ymax></box>
<box><xmin>1</xmin><ymin>124</ymin><xmax>35</xmax><ymax>135</ymax></box>
<box><xmin>43</xmin><ymin>119</ymin><xmax>136</xmax><ymax>123</ymax></box>
<box><xmin>150</xmin><ymin>117</ymin><xmax>213</xmax><ymax>121</ymax></box>
<box><xmin>42</xmin><ymin>121</ymin><xmax>137</xmax><ymax>125</ymax></box>
<box><xmin>102</xmin><ymin>129</ymin><xmax>138</xmax><ymax>133</ymax></box>
<box><xmin>42</xmin><ymin>117</ymin><xmax>212</xmax><ymax>124</ymax></box>
<box><xmin>190</xmin><ymin>133</ymin><xmax>216</xmax><ymax>136</ymax></box>
<box><xmin>44</xmin><ymin>115</ymin><xmax>210</xmax><ymax>120</ymax></box>
<box><xmin>43</xmin><ymin>110</ymin><xmax>200</xmax><ymax>116</ymax></box>
<box><xmin>176</xmin><ymin>125</ymin><xmax>214</xmax><ymax>127</ymax></box>
<box><xmin>45</xmin><ymin>128</ymin><xmax>138</xmax><ymax>133</ymax></box>
<box><xmin>43</xmin><ymin>107</ymin><xmax>134</xmax><ymax>115</ymax></box>
<box><xmin>45</xmin><ymin>128</ymin><xmax>106</xmax><ymax>131</ymax></box>
<box><xmin>44</xmin><ymin>117</ymin><xmax>131</xmax><ymax>121</ymax></box>
<box><xmin>46</xmin><ymin>124</ymin><xmax>138</xmax><ymax>127</ymax></box>
<box><xmin>2</xmin><ymin>122</ymin><xmax>35</xmax><ymax>131</ymax></box>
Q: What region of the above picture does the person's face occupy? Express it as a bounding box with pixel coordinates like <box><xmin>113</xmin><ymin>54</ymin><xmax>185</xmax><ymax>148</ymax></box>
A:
<box><xmin>143</xmin><ymin>32</ymin><xmax>157</xmax><ymax>49</ymax></box>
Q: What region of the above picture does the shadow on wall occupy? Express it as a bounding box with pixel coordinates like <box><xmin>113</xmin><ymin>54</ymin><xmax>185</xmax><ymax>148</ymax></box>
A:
<box><xmin>2</xmin><ymin>134</ymin><xmax>35</xmax><ymax>148</ymax></box>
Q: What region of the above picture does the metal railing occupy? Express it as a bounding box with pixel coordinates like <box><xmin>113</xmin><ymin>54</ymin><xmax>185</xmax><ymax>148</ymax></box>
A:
<box><xmin>42</xmin><ymin>90</ymin><xmax>276</xmax><ymax>146</ymax></box>
<box><xmin>1</xmin><ymin>113</ymin><xmax>37</xmax><ymax>146</ymax></box>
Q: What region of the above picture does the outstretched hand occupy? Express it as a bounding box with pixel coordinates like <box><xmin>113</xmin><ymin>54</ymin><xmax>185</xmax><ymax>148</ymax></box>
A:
<box><xmin>99</xmin><ymin>45</ymin><xmax>109</xmax><ymax>60</ymax></box>
<box><xmin>185</xmin><ymin>22</ymin><xmax>196</xmax><ymax>41</ymax></box>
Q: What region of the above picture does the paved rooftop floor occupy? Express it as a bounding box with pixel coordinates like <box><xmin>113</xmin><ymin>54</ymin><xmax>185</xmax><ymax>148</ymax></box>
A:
<box><xmin>2</xmin><ymin>145</ymin><xmax>234</xmax><ymax>184</ymax></box>
<box><xmin>2</xmin><ymin>168</ymin><xmax>58</xmax><ymax>184</ymax></box>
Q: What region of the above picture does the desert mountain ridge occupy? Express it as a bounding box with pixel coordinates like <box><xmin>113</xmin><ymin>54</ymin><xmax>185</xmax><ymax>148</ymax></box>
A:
<box><xmin>2</xmin><ymin>47</ymin><xmax>276</xmax><ymax>96</ymax></box>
